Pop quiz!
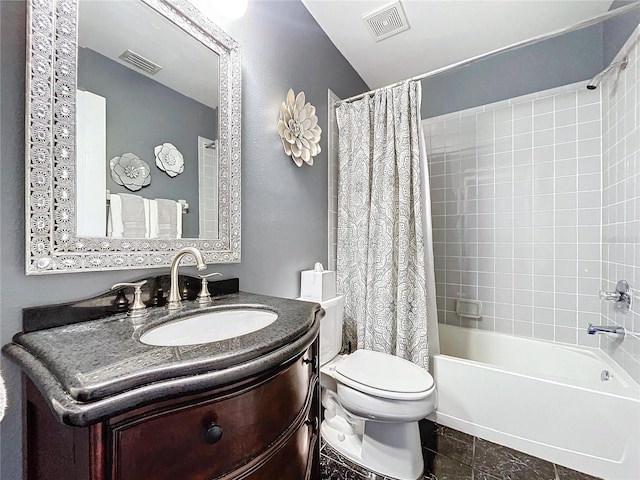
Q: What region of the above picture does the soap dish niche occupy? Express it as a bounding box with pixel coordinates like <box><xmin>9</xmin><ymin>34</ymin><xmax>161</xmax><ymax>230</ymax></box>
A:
<box><xmin>456</xmin><ymin>299</ymin><xmax>482</xmax><ymax>319</ymax></box>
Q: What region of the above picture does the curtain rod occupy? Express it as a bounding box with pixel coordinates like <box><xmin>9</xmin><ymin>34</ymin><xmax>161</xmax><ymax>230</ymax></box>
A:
<box><xmin>335</xmin><ymin>1</ymin><xmax>640</xmax><ymax>106</ymax></box>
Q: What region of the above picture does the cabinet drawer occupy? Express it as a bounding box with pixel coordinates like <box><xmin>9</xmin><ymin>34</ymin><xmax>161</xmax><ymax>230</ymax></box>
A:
<box><xmin>111</xmin><ymin>353</ymin><xmax>314</xmax><ymax>480</ymax></box>
<box><xmin>241</xmin><ymin>417</ymin><xmax>318</xmax><ymax>480</ymax></box>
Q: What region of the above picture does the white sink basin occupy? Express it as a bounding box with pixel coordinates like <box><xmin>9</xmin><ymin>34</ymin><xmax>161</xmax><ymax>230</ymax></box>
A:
<box><xmin>139</xmin><ymin>308</ymin><xmax>278</xmax><ymax>346</ymax></box>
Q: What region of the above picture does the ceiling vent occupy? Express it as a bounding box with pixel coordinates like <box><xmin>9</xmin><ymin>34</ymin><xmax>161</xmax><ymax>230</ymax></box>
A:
<box><xmin>362</xmin><ymin>1</ymin><xmax>410</xmax><ymax>42</ymax></box>
<box><xmin>118</xmin><ymin>49</ymin><xmax>162</xmax><ymax>75</ymax></box>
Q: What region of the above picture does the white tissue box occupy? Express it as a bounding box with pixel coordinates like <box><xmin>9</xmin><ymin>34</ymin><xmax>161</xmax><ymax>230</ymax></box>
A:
<box><xmin>300</xmin><ymin>269</ymin><xmax>336</xmax><ymax>301</ymax></box>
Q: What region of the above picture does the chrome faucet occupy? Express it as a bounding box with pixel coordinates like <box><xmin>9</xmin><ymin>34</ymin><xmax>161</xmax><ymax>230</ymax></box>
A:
<box><xmin>599</xmin><ymin>280</ymin><xmax>632</xmax><ymax>314</ymax></box>
<box><xmin>167</xmin><ymin>247</ymin><xmax>207</xmax><ymax>310</ymax></box>
<box><xmin>587</xmin><ymin>323</ymin><xmax>625</xmax><ymax>337</ymax></box>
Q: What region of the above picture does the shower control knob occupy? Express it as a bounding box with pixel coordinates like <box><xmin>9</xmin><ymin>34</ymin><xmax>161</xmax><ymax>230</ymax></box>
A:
<box><xmin>599</xmin><ymin>280</ymin><xmax>632</xmax><ymax>314</ymax></box>
<box><xmin>599</xmin><ymin>290</ymin><xmax>621</xmax><ymax>301</ymax></box>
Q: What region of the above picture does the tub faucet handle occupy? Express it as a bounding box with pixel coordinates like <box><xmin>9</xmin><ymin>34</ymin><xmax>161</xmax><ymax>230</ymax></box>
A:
<box><xmin>599</xmin><ymin>280</ymin><xmax>631</xmax><ymax>314</ymax></box>
<box><xmin>599</xmin><ymin>290</ymin><xmax>621</xmax><ymax>301</ymax></box>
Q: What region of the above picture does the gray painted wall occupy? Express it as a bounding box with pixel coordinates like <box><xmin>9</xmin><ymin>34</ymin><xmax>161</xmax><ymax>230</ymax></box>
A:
<box><xmin>421</xmin><ymin>5</ymin><xmax>640</xmax><ymax>119</ymax></box>
<box><xmin>0</xmin><ymin>1</ymin><xmax>367</xmax><ymax>477</ymax></box>
<box><xmin>603</xmin><ymin>1</ymin><xmax>640</xmax><ymax>65</ymax></box>
<box><xmin>79</xmin><ymin>47</ymin><xmax>218</xmax><ymax>237</ymax></box>
<box><xmin>421</xmin><ymin>24</ymin><xmax>604</xmax><ymax>118</ymax></box>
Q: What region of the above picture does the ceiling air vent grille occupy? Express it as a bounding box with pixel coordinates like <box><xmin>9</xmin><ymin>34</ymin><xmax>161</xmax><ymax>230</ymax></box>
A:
<box><xmin>118</xmin><ymin>49</ymin><xmax>162</xmax><ymax>75</ymax></box>
<box><xmin>362</xmin><ymin>1</ymin><xmax>410</xmax><ymax>42</ymax></box>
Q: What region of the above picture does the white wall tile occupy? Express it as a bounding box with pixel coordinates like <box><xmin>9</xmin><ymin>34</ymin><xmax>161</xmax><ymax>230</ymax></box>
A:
<box><xmin>555</xmin><ymin>91</ymin><xmax>577</xmax><ymax>111</ymax></box>
<box><xmin>424</xmin><ymin>50</ymin><xmax>639</xmax><ymax>381</ymax></box>
<box><xmin>555</xmin><ymin>108</ymin><xmax>576</xmax><ymax>128</ymax></box>
<box><xmin>600</xmin><ymin>23</ymin><xmax>640</xmax><ymax>383</ymax></box>
<box><xmin>425</xmin><ymin>80</ymin><xmax>602</xmax><ymax>349</ymax></box>
<box><xmin>533</xmin><ymin>97</ymin><xmax>554</xmax><ymax>115</ymax></box>
<box><xmin>578</xmin><ymin>138</ymin><xmax>601</xmax><ymax>157</ymax></box>
<box><xmin>555</xmin><ymin>142</ymin><xmax>577</xmax><ymax>160</ymax></box>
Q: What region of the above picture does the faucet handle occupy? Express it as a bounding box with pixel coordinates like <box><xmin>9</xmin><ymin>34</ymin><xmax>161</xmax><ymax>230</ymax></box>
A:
<box><xmin>599</xmin><ymin>290</ymin><xmax>621</xmax><ymax>301</ymax></box>
<box><xmin>199</xmin><ymin>273</ymin><xmax>223</xmax><ymax>280</ymax></box>
<box><xmin>111</xmin><ymin>280</ymin><xmax>147</xmax><ymax>317</ymax></box>
<box><xmin>599</xmin><ymin>280</ymin><xmax>632</xmax><ymax>314</ymax></box>
<box><xmin>197</xmin><ymin>273</ymin><xmax>222</xmax><ymax>304</ymax></box>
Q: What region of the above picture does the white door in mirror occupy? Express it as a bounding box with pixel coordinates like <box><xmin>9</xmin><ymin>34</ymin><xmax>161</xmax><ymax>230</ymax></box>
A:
<box><xmin>140</xmin><ymin>309</ymin><xmax>277</xmax><ymax>346</ymax></box>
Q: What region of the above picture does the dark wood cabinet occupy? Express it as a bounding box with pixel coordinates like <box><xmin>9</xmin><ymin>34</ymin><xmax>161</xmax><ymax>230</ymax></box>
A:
<box><xmin>24</xmin><ymin>342</ymin><xmax>320</xmax><ymax>480</ymax></box>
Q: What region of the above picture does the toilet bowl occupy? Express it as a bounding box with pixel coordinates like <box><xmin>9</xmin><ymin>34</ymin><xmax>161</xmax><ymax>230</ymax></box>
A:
<box><xmin>317</xmin><ymin>296</ymin><xmax>436</xmax><ymax>480</ymax></box>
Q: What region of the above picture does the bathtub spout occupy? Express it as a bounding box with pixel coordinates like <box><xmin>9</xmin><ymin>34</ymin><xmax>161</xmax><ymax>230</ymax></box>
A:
<box><xmin>587</xmin><ymin>324</ymin><xmax>625</xmax><ymax>336</ymax></box>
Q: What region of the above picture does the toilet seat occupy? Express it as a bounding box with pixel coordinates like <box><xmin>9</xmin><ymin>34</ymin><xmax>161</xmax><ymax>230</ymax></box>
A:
<box><xmin>333</xmin><ymin>349</ymin><xmax>434</xmax><ymax>401</ymax></box>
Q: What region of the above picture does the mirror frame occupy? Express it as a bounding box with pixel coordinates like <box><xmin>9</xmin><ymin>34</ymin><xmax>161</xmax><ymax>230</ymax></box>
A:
<box><xmin>25</xmin><ymin>0</ymin><xmax>241</xmax><ymax>275</ymax></box>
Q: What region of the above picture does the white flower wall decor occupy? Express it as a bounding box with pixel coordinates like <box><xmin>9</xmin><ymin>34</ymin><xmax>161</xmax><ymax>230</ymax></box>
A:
<box><xmin>277</xmin><ymin>89</ymin><xmax>322</xmax><ymax>167</ymax></box>
<box><xmin>155</xmin><ymin>142</ymin><xmax>185</xmax><ymax>177</ymax></box>
<box><xmin>110</xmin><ymin>153</ymin><xmax>151</xmax><ymax>191</ymax></box>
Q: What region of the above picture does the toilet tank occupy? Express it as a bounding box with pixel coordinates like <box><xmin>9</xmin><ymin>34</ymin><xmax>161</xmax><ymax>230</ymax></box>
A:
<box><xmin>319</xmin><ymin>296</ymin><xmax>344</xmax><ymax>366</ymax></box>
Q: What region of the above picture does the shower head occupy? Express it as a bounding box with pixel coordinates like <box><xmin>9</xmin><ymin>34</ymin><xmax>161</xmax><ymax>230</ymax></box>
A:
<box><xmin>587</xmin><ymin>56</ymin><xmax>629</xmax><ymax>90</ymax></box>
<box><xmin>587</xmin><ymin>73</ymin><xmax>605</xmax><ymax>90</ymax></box>
<box><xmin>586</xmin><ymin>79</ymin><xmax>600</xmax><ymax>90</ymax></box>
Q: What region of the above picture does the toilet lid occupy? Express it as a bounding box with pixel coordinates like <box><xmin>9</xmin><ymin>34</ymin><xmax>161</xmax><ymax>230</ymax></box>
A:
<box><xmin>333</xmin><ymin>349</ymin><xmax>434</xmax><ymax>400</ymax></box>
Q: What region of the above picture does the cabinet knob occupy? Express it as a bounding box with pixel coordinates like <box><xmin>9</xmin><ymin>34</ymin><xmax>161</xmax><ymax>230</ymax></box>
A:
<box><xmin>204</xmin><ymin>423</ymin><xmax>224</xmax><ymax>444</ymax></box>
<box><xmin>305</xmin><ymin>417</ymin><xmax>318</xmax><ymax>433</ymax></box>
<box><xmin>303</xmin><ymin>356</ymin><xmax>317</xmax><ymax>370</ymax></box>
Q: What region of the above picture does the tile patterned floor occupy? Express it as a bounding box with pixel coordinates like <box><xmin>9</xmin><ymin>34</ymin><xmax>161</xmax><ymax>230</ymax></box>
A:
<box><xmin>319</xmin><ymin>419</ymin><xmax>602</xmax><ymax>480</ymax></box>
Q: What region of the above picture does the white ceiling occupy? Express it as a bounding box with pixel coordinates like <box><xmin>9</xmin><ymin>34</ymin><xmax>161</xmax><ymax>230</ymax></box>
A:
<box><xmin>79</xmin><ymin>0</ymin><xmax>219</xmax><ymax>109</ymax></box>
<box><xmin>301</xmin><ymin>0</ymin><xmax>615</xmax><ymax>89</ymax></box>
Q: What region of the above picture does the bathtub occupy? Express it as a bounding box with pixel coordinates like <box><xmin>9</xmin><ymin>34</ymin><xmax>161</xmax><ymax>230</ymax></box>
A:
<box><xmin>429</xmin><ymin>323</ymin><xmax>640</xmax><ymax>480</ymax></box>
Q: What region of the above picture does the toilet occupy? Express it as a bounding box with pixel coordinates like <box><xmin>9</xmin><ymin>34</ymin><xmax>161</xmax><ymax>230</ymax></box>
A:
<box><xmin>319</xmin><ymin>296</ymin><xmax>436</xmax><ymax>480</ymax></box>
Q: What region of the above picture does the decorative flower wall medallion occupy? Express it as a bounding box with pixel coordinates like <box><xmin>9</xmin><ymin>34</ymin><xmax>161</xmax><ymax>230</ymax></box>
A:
<box><xmin>154</xmin><ymin>142</ymin><xmax>184</xmax><ymax>177</ymax></box>
<box><xmin>109</xmin><ymin>153</ymin><xmax>151</xmax><ymax>191</ymax></box>
<box><xmin>277</xmin><ymin>89</ymin><xmax>322</xmax><ymax>167</ymax></box>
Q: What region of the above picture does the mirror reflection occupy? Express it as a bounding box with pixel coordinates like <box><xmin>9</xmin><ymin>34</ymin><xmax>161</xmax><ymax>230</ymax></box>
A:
<box><xmin>76</xmin><ymin>0</ymin><xmax>220</xmax><ymax>239</ymax></box>
<box><xmin>25</xmin><ymin>0</ymin><xmax>241</xmax><ymax>275</ymax></box>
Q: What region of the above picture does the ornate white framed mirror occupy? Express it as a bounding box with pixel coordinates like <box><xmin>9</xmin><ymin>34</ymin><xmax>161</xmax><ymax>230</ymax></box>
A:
<box><xmin>25</xmin><ymin>0</ymin><xmax>241</xmax><ymax>274</ymax></box>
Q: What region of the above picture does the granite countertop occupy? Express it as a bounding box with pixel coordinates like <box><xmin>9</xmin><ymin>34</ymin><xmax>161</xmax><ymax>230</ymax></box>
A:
<box><xmin>3</xmin><ymin>291</ymin><xmax>322</xmax><ymax>427</ymax></box>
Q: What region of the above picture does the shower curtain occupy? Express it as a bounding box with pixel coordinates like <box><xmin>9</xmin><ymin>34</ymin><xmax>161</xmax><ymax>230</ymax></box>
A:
<box><xmin>335</xmin><ymin>81</ymin><xmax>437</xmax><ymax>369</ymax></box>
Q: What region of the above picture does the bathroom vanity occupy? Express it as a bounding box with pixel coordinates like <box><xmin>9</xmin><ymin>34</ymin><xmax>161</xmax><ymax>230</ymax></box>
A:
<box><xmin>4</xmin><ymin>277</ymin><xmax>322</xmax><ymax>480</ymax></box>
